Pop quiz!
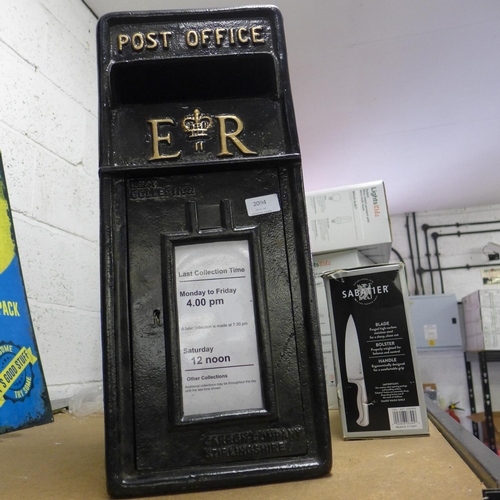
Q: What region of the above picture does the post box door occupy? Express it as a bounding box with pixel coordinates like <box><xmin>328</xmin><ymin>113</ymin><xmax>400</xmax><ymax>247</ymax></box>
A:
<box><xmin>125</xmin><ymin>165</ymin><xmax>308</xmax><ymax>469</ymax></box>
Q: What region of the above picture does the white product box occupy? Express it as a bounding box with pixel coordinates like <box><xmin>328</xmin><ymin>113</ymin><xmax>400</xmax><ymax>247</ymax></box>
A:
<box><xmin>313</xmin><ymin>250</ymin><xmax>375</xmax><ymax>409</ymax></box>
<box><xmin>463</xmin><ymin>289</ymin><xmax>500</xmax><ymax>311</ymax></box>
<box><xmin>306</xmin><ymin>181</ymin><xmax>392</xmax><ymax>263</ymax></box>
<box><xmin>463</xmin><ymin>289</ymin><xmax>500</xmax><ymax>351</ymax></box>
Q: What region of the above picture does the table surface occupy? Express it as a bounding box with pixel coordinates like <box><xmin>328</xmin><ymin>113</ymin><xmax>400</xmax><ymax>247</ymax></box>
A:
<box><xmin>0</xmin><ymin>410</ymin><xmax>485</xmax><ymax>499</ymax></box>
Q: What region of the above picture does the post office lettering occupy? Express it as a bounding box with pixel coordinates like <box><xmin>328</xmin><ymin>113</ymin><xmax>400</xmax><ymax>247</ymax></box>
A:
<box><xmin>185</xmin><ymin>26</ymin><xmax>266</xmax><ymax>48</ymax></box>
<box><xmin>117</xmin><ymin>25</ymin><xmax>265</xmax><ymax>53</ymax></box>
<box><xmin>117</xmin><ymin>31</ymin><xmax>173</xmax><ymax>52</ymax></box>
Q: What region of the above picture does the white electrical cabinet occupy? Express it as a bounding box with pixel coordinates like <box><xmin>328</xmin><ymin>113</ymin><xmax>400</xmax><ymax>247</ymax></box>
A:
<box><xmin>409</xmin><ymin>294</ymin><xmax>462</xmax><ymax>350</ymax></box>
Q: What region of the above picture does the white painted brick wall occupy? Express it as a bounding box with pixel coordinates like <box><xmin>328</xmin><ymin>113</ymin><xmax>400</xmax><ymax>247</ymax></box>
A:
<box><xmin>391</xmin><ymin>205</ymin><xmax>500</xmax><ymax>299</ymax></box>
<box><xmin>391</xmin><ymin>204</ymin><xmax>500</xmax><ymax>433</ymax></box>
<box><xmin>0</xmin><ymin>0</ymin><xmax>99</xmax><ymax>401</ymax></box>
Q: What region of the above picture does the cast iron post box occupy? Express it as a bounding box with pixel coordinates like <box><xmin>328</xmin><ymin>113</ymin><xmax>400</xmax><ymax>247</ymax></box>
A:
<box><xmin>97</xmin><ymin>7</ymin><xmax>331</xmax><ymax>497</ymax></box>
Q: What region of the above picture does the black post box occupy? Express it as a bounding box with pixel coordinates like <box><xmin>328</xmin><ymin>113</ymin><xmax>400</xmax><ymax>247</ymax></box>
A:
<box><xmin>97</xmin><ymin>7</ymin><xmax>331</xmax><ymax>497</ymax></box>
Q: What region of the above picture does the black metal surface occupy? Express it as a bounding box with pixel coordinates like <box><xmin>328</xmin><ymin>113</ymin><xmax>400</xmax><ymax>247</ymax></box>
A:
<box><xmin>97</xmin><ymin>7</ymin><xmax>331</xmax><ymax>497</ymax></box>
<box><xmin>466</xmin><ymin>350</ymin><xmax>500</xmax><ymax>363</ymax></box>
<box><xmin>466</xmin><ymin>350</ymin><xmax>500</xmax><ymax>452</ymax></box>
<box><xmin>479</xmin><ymin>351</ymin><xmax>498</xmax><ymax>453</ymax></box>
<box><xmin>484</xmin><ymin>489</ymin><xmax>500</xmax><ymax>499</ymax></box>
<box><xmin>465</xmin><ymin>353</ymin><xmax>479</xmax><ymax>439</ymax></box>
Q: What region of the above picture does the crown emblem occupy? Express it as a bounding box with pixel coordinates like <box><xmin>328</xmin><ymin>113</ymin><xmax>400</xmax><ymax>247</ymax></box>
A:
<box><xmin>182</xmin><ymin>108</ymin><xmax>213</xmax><ymax>151</ymax></box>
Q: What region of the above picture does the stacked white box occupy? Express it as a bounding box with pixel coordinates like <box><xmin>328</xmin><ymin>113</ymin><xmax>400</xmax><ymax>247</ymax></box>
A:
<box><xmin>462</xmin><ymin>289</ymin><xmax>500</xmax><ymax>350</ymax></box>
<box><xmin>306</xmin><ymin>181</ymin><xmax>392</xmax><ymax>263</ymax></box>
<box><xmin>313</xmin><ymin>250</ymin><xmax>375</xmax><ymax>409</ymax></box>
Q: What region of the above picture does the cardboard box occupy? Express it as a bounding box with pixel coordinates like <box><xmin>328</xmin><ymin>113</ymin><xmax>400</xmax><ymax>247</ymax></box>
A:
<box><xmin>463</xmin><ymin>289</ymin><xmax>500</xmax><ymax>351</ymax></box>
<box><xmin>467</xmin><ymin>412</ymin><xmax>500</xmax><ymax>447</ymax></box>
<box><xmin>323</xmin><ymin>263</ymin><xmax>429</xmax><ymax>439</ymax></box>
<box><xmin>313</xmin><ymin>250</ymin><xmax>375</xmax><ymax>409</ymax></box>
<box><xmin>306</xmin><ymin>181</ymin><xmax>392</xmax><ymax>263</ymax></box>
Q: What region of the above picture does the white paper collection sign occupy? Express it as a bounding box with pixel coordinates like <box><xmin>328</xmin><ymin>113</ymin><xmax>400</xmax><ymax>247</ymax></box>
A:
<box><xmin>175</xmin><ymin>240</ymin><xmax>264</xmax><ymax>417</ymax></box>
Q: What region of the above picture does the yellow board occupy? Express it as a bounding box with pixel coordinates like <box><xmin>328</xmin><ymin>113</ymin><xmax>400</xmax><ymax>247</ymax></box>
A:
<box><xmin>0</xmin><ymin>181</ymin><xmax>15</xmax><ymax>274</ymax></box>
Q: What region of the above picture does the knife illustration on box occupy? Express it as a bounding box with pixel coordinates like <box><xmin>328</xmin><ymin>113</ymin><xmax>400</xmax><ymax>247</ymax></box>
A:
<box><xmin>345</xmin><ymin>314</ymin><xmax>369</xmax><ymax>426</ymax></box>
